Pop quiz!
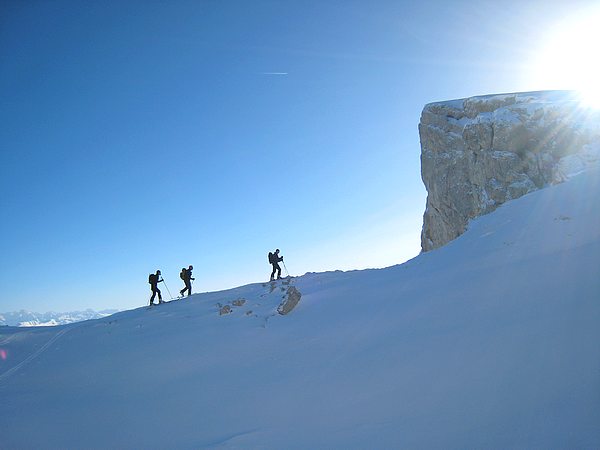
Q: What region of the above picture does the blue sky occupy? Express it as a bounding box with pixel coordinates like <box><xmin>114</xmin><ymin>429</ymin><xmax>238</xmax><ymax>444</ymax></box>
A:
<box><xmin>1</xmin><ymin>0</ymin><xmax>596</xmax><ymax>312</ymax></box>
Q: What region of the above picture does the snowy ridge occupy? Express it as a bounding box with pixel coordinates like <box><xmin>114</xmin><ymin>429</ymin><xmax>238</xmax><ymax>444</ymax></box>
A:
<box><xmin>0</xmin><ymin>169</ymin><xmax>599</xmax><ymax>448</ymax></box>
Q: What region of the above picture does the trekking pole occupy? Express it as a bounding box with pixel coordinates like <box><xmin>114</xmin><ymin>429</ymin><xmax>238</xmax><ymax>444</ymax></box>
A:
<box><xmin>162</xmin><ymin>278</ymin><xmax>174</xmax><ymax>300</ymax></box>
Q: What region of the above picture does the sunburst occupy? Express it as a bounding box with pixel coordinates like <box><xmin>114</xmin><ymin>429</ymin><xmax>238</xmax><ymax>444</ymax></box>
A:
<box><xmin>531</xmin><ymin>9</ymin><xmax>600</xmax><ymax>109</ymax></box>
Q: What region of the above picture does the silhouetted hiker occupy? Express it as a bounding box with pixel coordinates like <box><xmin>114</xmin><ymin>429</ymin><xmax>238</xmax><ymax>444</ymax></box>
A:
<box><xmin>179</xmin><ymin>265</ymin><xmax>195</xmax><ymax>297</ymax></box>
<box><xmin>148</xmin><ymin>270</ymin><xmax>164</xmax><ymax>305</ymax></box>
<box><xmin>268</xmin><ymin>249</ymin><xmax>284</xmax><ymax>281</ymax></box>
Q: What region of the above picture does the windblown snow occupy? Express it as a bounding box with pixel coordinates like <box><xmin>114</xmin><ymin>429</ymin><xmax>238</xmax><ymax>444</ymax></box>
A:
<box><xmin>1</xmin><ymin>169</ymin><xmax>599</xmax><ymax>449</ymax></box>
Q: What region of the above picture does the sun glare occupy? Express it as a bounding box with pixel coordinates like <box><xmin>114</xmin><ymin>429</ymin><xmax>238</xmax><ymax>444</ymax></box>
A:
<box><xmin>531</xmin><ymin>10</ymin><xmax>600</xmax><ymax>108</ymax></box>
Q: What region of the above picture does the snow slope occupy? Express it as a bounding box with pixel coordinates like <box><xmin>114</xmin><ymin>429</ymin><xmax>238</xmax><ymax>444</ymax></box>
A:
<box><xmin>1</xmin><ymin>169</ymin><xmax>599</xmax><ymax>449</ymax></box>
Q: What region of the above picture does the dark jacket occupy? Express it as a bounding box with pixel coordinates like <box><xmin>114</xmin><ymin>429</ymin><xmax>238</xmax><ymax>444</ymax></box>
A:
<box><xmin>149</xmin><ymin>273</ymin><xmax>162</xmax><ymax>287</ymax></box>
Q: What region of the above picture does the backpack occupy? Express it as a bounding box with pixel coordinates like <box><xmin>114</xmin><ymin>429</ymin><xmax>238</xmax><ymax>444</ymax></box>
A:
<box><xmin>268</xmin><ymin>252</ymin><xmax>274</xmax><ymax>264</ymax></box>
<box><xmin>180</xmin><ymin>268</ymin><xmax>186</xmax><ymax>280</ymax></box>
<box><xmin>148</xmin><ymin>273</ymin><xmax>157</xmax><ymax>284</ymax></box>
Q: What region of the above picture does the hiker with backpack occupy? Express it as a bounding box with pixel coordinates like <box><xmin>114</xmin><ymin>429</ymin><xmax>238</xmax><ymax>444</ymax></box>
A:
<box><xmin>179</xmin><ymin>265</ymin><xmax>195</xmax><ymax>297</ymax></box>
<box><xmin>268</xmin><ymin>249</ymin><xmax>284</xmax><ymax>281</ymax></box>
<box><xmin>148</xmin><ymin>270</ymin><xmax>164</xmax><ymax>305</ymax></box>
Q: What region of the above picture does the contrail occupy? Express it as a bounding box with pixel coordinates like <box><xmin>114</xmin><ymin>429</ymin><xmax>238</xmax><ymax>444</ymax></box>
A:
<box><xmin>260</xmin><ymin>72</ymin><xmax>289</xmax><ymax>75</ymax></box>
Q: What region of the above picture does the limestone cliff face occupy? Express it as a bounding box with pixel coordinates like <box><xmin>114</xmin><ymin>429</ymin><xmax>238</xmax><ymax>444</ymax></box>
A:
<box><xmin>419</xmin><ymin>91</ymin><xmax>600</xmax><ymax>252</ymax></box>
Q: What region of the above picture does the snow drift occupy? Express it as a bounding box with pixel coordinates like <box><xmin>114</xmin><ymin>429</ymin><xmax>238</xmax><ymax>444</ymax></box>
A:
<box><xmin>0</xmin><ymin>169</ymin><xmax>599</xmax><ymax>449</ymax></box>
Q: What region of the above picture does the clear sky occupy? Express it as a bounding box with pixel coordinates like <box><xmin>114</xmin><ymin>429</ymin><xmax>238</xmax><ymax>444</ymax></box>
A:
<box><xmin>2</xmin><ymin>0</ymin><xmax>599</xmax><ymax>312</ymax></box>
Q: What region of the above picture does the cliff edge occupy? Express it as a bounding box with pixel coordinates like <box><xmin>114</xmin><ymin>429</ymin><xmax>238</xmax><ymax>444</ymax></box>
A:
<box><xmin>419</xmin><ymin>90</ymin><xmax>600</xmax><ymax>251</ymax></box>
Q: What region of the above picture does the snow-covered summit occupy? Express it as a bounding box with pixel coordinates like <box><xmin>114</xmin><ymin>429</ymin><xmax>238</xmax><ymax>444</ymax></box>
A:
<box><xmin>1</xmin><ymin>167</ymin><xmax>599</xmax><ymax>448</ymax></box>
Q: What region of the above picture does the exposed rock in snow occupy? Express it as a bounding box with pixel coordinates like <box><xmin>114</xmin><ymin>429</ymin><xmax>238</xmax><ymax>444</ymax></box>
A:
<box><xmin>213</xmin><ymin>280</ymin><xmax>300</xmax><ymax>319</ymax></box>
<box><xmin>419</xmin><ymin>90</ymin><xmax>600</xmax><ymax>251</ymax></box>
<box><xmin>232</xmin><ymin>298</ymin><xmax>246</xmax><ymax>307</ymax></box>
<box><xmin>277</xmin><ymin>286</ymin><xmax>302</xmax><ymax>315</ymax></box>
<box><xmin>218</xmin><ymin>304</ymin><xmax>232</xmax><ymax>315</ymax></box>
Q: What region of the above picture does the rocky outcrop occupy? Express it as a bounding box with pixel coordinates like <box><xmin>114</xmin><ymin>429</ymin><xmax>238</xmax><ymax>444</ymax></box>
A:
<box><xmin>214</xmin><ymin>280</ymin><xmax>302</xmax><ymax>319</ymax></box>
<box><xmin>277</xmin><ymin>286</ymin><xmax>302</xmax><ymax>315</ymax></box>
<box><xmin>419</xmin><ymin>91</ymin><xmax>600</xmax><ymax>251</ymax></box>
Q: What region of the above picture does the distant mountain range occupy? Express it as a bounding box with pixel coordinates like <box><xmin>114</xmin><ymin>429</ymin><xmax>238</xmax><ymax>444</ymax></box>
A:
<box><xmin>0</xmin><ymin>309</ymin><xmax>119</xmax><ymax>327</ymax></box>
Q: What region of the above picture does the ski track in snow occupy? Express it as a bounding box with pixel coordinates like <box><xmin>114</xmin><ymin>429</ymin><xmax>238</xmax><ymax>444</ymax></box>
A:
<box><xmin>202</xmin><ymin>428</ymin><xmax>262</xmax><ymax>448</ymax></box>
<box><xmin>0</xmin><ymin>333</ymin><xmax>20</xmax><ymax>346</ymax></box>
<box><xmin>0</xmin><ymin>325</ymin><xmax>78</xmax><ymax>384</ymax></box>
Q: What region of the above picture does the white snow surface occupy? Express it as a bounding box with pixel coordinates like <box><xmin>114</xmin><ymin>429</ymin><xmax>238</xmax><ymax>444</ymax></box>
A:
<box><xmin>1</xmin><ymin>169</ymin><xmax>599</xmax><ymax>449</ymax></box>
<box><xmin>428</xmin><ymin>89</ymin><xmax>580</xmax><ymax>109</ymax></box>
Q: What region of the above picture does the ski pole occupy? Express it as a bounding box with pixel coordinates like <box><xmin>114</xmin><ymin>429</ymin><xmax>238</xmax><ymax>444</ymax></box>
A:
<box><xmin>162</xmin><ymin>278</ymin><xmax>174</xmax><ymax>300</ymax></box>
<box><xmin>282</xmin><ymin>260</ymin><xmax>289</xmax><ymax>277</ymax></box>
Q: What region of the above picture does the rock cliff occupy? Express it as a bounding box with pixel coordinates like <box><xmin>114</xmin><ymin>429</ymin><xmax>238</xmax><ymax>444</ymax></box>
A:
<box><xmin>419</xmin><ymin>90</ymin><xmax>600</xmax><ymax>252</ymax></box>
